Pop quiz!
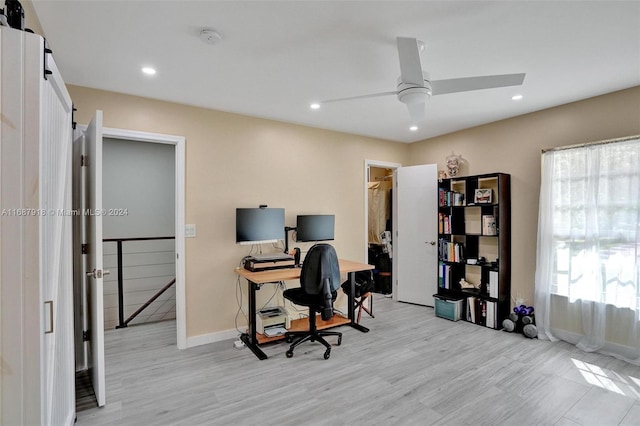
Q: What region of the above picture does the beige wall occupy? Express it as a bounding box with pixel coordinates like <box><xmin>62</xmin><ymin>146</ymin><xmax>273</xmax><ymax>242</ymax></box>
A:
<box><xmin>409</xmin><ymin>86</ymin><xmax>640</xmax><ymax>307</ymax></box>
<box><xmin>22</xmin><ymin>0</ymin><xmax>44</xmax><ymax>36</ymax></box>
<box><xmin>68</xmin><ymin>85</ymin><xmax>407</xmax><ymax>339</ymax></box>
<box><xmin>69</xmin><ymin>85</ymin><xmax>639</xmax><ymax>339</ymax></box>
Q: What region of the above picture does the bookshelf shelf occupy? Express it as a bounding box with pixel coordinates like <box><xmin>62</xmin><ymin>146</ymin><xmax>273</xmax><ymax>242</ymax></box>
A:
<box><xmin>436</xmin><ymin>173</ymin><xmax>511</xmax><ymax>329</ymax></box>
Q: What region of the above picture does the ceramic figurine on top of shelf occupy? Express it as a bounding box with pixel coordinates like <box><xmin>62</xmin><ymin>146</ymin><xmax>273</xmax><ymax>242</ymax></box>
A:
<box><xmin>438</xmin><ymin>170</ymin><xmax>448</xmax><ymax>182</ymax></box>
<box><xmin>446</xmin><ymin>153</ymin><xmax>464</xmax><ymax>177</ymax></box>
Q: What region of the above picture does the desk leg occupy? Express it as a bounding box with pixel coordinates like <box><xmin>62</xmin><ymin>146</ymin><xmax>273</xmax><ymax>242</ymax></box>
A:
<box><xmin>347</xmin><ymin>271</ymin><xmax>369</xmax><ymax>333</ymax></box>
<box><xmin>240</xmin><ymin>280</ymin><xmax>268</xmax><ymax>360</ymax></box>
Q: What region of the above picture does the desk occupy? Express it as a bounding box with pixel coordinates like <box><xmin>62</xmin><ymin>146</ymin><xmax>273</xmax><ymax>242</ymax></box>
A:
<box><xmin>235</xmin><ymin>259</ymin><xmax>374</xmax><ymax>360</ymax></box>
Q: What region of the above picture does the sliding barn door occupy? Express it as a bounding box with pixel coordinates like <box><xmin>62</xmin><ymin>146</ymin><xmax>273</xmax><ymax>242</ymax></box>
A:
<box><xmin>39</xmin><ymin>34</ymin><xmax>76</xmax><ymax>425</ymax></box>
<box><xmin>0</xmin><ymin>27</ymin><xmax>75</xmax><ymax>426</ymax></box>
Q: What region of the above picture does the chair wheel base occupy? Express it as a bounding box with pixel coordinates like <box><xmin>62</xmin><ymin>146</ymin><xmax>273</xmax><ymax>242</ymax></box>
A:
<box><xmin>324</xmin><ymin>349</ymin><xmax>331</xmax><ymax>360</ymax></box>
<box><xmin>286</xmin><ymin>350</ymin><xmax>293</xmax><ymax>358</ymax></box>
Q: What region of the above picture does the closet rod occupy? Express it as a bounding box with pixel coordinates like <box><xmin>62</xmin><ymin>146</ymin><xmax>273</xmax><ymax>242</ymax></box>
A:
<box><xmin>542</xmin><ymin>134</ymin><xmax>639</xmax><ymax>153</ymax></box>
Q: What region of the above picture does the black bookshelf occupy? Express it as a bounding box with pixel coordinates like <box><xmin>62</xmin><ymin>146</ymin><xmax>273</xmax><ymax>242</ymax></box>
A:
<box><xmin>436</xmin><ymin>173</ymin><xmax>511</xmax><ymax>329</ymax></box>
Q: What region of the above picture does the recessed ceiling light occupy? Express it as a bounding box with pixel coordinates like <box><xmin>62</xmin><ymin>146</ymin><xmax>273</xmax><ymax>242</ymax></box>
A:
<box><xmin>512</xmin><ymin>94</ymin><xmax>523</xmax><ymax>101</ymax></box>
<box><xmin>409</xmin><ymin>125</ymin><xmax>418</xmax><ymax>131</ymax></box>
<box><xmin>310</xmin><ymin>103</ymin><xmax>320</xmax><ymax>110</ymax></box>
<box><xmin>141</xmin><ymin>67</ymin><xmax>156</xmax><ymax>76</ymax></box>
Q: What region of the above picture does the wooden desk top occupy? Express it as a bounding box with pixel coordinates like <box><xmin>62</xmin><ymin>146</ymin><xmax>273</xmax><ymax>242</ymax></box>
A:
<box><xmin>235</xmin><ymin>259</ymin><xmax>373</xmax><ymax>284</ymax></box>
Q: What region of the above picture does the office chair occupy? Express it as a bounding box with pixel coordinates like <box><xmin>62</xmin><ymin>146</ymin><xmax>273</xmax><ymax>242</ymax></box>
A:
<box><xmin>283</xmin><ymin>243</ymin><xmax>342</xmax><ymax>360</ymax></box>
<box><xmin>341</xmin><ymin>270</ymin><xmax>376</xmax><ymax>324</ymax></box>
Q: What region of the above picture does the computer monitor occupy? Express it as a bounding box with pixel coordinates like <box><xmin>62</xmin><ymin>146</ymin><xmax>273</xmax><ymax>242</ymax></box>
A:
<box><xmin>296</xmin><ymin>214</ymin><xmax>335</xmax><ymax>242</ymax></box>
<box><xmin>236</xmin><ymin>208</ymin><xmax>285</xmax><ymax>245</ymax></box>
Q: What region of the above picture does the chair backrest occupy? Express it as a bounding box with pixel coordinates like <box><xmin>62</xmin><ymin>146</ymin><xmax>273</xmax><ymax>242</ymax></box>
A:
<box><xmin>300</xmin><ymin>244</ymin><xmax>340</xmax><ymax>320</ymax></box>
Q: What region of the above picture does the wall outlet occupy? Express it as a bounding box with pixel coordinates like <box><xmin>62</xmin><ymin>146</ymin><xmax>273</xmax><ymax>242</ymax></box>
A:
<box><xmin>185</xmin><ymin>224</ymin><xmax>196</xmax><ymax>238</ymax></box>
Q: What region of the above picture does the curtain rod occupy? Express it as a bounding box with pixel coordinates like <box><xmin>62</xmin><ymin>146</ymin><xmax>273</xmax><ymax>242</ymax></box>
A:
<box><xmin>542</xmin><ymin>134</ymin><xmax>640</xmax><ymax>153</ymax></box>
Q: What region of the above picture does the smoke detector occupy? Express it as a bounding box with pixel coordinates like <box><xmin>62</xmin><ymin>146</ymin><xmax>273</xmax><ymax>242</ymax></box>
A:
<box><xmin>200</xmin><ymin>29</ymin><xmax>222</xmax><ymax>45</ymax></box>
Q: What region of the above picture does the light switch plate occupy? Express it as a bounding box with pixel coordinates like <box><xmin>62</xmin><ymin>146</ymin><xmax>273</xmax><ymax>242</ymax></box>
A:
<box><xmin>185</xmin><ymin>224</ymin><xmax>196</xmax><ymax>238</ymax></box>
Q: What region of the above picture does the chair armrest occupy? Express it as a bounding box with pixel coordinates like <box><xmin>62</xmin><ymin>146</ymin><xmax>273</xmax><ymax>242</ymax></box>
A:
<box><xmin>321</xmin><ymin>277</ymin><xmax>334</xmax><ymax>320</ymax></box>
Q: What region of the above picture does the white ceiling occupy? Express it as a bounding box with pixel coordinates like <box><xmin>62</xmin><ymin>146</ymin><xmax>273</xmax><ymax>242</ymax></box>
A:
<box><xmin>31</xmin><ymin>1</ymin><xmax>640</xmax><ymax>143</ymax></box>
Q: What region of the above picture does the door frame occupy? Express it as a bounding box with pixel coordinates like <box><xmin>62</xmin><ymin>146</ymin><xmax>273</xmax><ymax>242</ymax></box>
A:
<box><xmin>86</xmin><ymin>126</ymin><xmax>187</xmax><ymax>349</ymax></box>
<box><xmin>363</xmin><ymin>160</ymin><xmax>402</xmax><ymax>295</ymax></box>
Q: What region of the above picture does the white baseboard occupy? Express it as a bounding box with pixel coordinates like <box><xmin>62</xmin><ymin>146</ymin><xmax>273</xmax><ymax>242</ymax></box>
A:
<box><xmin>186</xmin><ymin>328</ymin><xmax>240</xmax><ymax>348</ymax></box>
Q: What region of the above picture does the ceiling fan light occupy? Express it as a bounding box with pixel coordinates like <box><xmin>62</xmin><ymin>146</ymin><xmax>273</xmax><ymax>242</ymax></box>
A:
<box><xmin>309</xmin><ymin>103</ymin><xmax>320</xmax><ymax>110</ymax></box>
<box><xmin>512</xmin><ymin>94</ymin><xmax>523</xmax><ymax>100</ymax></box>
<box><xmin>398</xmin><ymin>86</ymin><xmax>430</xmax><ymax>105</ymax></box>
<box><xmin>141</xmin><ymin>67</ymin><xmax>156</xmax><ymax>75</ymax></box>
<box><xmin>409</xmin><ymin>125</ymin><xmax>418</xmax><ymax>131</ymax></box>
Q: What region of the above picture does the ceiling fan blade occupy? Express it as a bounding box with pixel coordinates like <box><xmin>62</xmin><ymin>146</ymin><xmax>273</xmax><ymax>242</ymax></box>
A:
<box><xmin>319</xmin><ymin>91</ymin><xmax>396</xmax><ymax>104</ymax></box>
<box><xmin>406</xmin><ymin>102</ymin><xmax>426</xmax><ymax>122</ymax></box>
<box><xmin>431</xmin><ymin>73</ymin><xmax>526</xmax><ymax>96</ymax></box>
<box><xmin>396</xmin><ymin>37</ymin><xmax>425</xmax><ymax>86</ymax></box>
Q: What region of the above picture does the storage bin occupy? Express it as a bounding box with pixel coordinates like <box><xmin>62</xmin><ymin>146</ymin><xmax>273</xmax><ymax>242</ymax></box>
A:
<box><xmin>434</xmin><ymin>297</ymin><xmax>463</xmax><ymax>321</ymax></box>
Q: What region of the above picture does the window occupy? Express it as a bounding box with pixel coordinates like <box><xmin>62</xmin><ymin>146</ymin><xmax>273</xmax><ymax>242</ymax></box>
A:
<box><xmin>548</xmin><ymin>138</ymin><xmax>640</xmax><ymax>309</ymax></box>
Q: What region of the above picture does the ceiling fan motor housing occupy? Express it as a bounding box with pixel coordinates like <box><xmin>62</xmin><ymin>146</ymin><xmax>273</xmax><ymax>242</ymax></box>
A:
<box><xmin>397</xmin><ymin>80</ymin><xmax>432</xmax><ymax>105</ymax></box>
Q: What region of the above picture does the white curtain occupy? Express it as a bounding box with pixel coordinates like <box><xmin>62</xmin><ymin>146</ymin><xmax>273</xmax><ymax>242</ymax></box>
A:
<box><xmin>535</xmin><ymin>136</ymin><xmax>640</xmax><ymax>363</ymax></box>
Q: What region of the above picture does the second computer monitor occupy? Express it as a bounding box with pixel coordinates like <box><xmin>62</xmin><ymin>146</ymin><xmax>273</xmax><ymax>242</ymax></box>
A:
<box><xmin>296</xmin><ymin>214</ymin><xmax>335</xmax><ymax>242</ymax></box>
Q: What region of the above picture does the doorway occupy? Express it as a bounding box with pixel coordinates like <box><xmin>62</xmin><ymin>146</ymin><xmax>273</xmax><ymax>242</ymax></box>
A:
<box><xmin>102</xmin><ymin>137</ymin><xmax>176</xmax><ymax>330</ymax></box>
<box><xmin>364</xmin><ymin>160</ymin><xmax>401</xmax><ymax>298</ymax></box>
<box><xmin>99</xmin><ymin>127</ymin><xmax>186</xmax><ymax>349</ymax></box>
<box><xmin>73</xmin><ymin>125</ymin><xmax>185</xmax><ymax>410</ymax></box>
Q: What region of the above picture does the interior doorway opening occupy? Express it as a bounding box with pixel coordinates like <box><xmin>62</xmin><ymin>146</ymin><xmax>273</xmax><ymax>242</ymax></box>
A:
<box><xmin>364</xmin><ymin>160</ymin><xmax>401</xmax><ymax>299</ymax></box>
<box><xmin>73</xmin><ymin>125</ymin><xmax>186</xmax><ymax>412</ymax></box>
<box><xmin>102</xmin><ymin>137</ymin><xmax>176</xmax><ymax>330</ymax></box>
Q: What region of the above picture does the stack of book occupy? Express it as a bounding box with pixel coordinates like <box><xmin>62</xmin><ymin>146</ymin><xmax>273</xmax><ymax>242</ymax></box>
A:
<box><xmin>438</xmin><ymin>239</ymin><xmax>464</xmax><ymax>262</ymax></box>
<box><xmin>466</xmin><ymin>297</ymin><xmax>498</xmax><ymax>328</ymax></box>
<box><xmin>438</xmin><ymin>262</ymin><xmax>451</xmax><ymax>289</ymax></box>
<box><xmin>439</xmin><ymin>189</ymin><xmax>465</xmax><ymax>206</ymax></box>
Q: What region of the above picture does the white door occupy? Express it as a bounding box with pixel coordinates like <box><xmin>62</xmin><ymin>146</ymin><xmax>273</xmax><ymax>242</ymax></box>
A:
<box><xmin>37</xmin><ymin>33</ymin><xmax>76</xmax><ymax>426</ymax></box>
<box><xmin>73</xmin><ymin>127</ymin><xmax>88</xmax><ymax>372</ymax></box>
<box><xmin>393</xmin><ymin>164</ymin><xmax>438</xmax><ymax>306</ymax></box>
<box><xmin>84</xmin><ymin>110</ymin><xmax>107</xmax><ymax>406</ymax></box>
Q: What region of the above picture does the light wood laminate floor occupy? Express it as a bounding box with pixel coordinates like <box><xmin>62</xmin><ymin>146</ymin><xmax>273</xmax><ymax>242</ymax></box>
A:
<box><xmin>77</xmin><ymin>296</ymin><xmax>640</xmax><ymax>425</ymax></box>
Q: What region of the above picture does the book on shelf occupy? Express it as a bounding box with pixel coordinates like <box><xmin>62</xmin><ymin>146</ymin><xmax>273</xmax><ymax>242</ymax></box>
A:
<box><xmin>488</xmin><ymin>270</ymin><xmax>499</xmax><ymax>298</ymax></box>
<box><xmin>439</xmin><ymin>240</ymin><xmax>464</xmax><ymax>263</ymax></box>
<box><xmin>439</xmin><ymin>189</ymin><xmax>465</xmax><ymax>206</ymax></box>
<box><xmin>482</xmin><ymin>215</ymin><xmax>497</xmax><ymax>235</ymax></box>
<box><xmin>439</xmin><ymin>262</ymin><xmax>452</xmax><ymax>289</ymax></box>
<box><xmin>467</xmin><ymin>296</ymin><xmax>476</xmax><ymax>323</ymax></box>
<box><xmin>481</xmin><ymin>299</ymin><xmax>487</xmax><ymax>326</ymax></box>
<box><xmin>466</xmin><ymin>293</ymin><xmax>497</xmax><ymax>328</ymax></box>
<box><xmin>486</xmin><ymin>300</ymin><xmax>496</xmax><ymax>329</ymax></box>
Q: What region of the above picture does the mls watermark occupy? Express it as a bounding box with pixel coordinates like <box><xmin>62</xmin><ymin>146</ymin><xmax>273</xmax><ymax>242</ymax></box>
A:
<box><xmin>1</xmin><ymin>208</ymin><xmax>129</xmax><ymax>217</ymax></box>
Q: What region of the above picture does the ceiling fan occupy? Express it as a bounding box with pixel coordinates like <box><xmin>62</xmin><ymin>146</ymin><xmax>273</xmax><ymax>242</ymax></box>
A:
<box><xmin>317</xmin><ymin>37</ymin><xmax>526</xmax><ymax>122</ymax></box>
